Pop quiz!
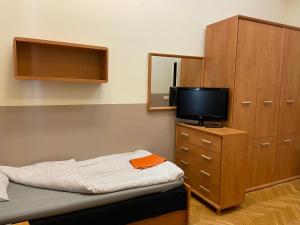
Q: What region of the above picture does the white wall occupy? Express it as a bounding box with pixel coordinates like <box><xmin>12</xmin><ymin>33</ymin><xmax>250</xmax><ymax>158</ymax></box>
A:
<box><xmin>0</xmin><ymin>0</ymin><xmax>287</xmax><ymax>106</ymax></box>
<box><xmin>285</xmin><ymin>0</ymin><xmax>300</xmax><ymax>26</ymax></box>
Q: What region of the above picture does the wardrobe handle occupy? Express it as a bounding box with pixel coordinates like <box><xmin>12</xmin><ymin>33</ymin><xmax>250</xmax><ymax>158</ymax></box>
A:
<box><xmin>181</xmin><ymin>146</ymin><xmax>190</xmax><ymax>151</ymax></box>
<box><xmin>260</xmin><ymin>142</ymin><xmax>270</xmax><ymax>147</ymax></box>
<box><xmin>201</xmin><ymin>154</ymin><xmax>212</xmax><ymax>161</ymax></box>
<box><xmin>283</xmin><ymin>139</ymin><xmax>292</xmax><ymax>143</ymax></box>
<box><xmin>242</xmin><ymin>101</ymin><xmax>252</xmax><ymax>105</ymax></box>
<box><xmin>180</xmin><ymin>160</ymin><xmax>189</xmax><ymax>166</ymax></box>
<box><xmin>201</xmin><ymin>170</ymin><xmax>211</xmax><ymax>177</ymax></box>
<box><xmin>286</xmin><ymin>100</ymin><xmax>295</xmax><ymax>104</ymax></box>
<box><xmin>200</xmin><ymin>185</ymin><xmax>210</xmax><ymax>193</ymax></box>
<box><xmin>201</xmin><ymin>139</ymin><xmax>212</xmax><ymax>144</ymax></box>
<box><xmin>181</xmin><ymin>132</ymin><xmax>189</xmax><ymax>137</ymax></box>
<box><xmin>263</xmin><ymin>100</ymin><xmax>273</xmax><ymax>105</ymax></box>
<box><xmin>184</xmin><ymin>176</ymin><xmax>189</xmax><ymax>180</ymax></box>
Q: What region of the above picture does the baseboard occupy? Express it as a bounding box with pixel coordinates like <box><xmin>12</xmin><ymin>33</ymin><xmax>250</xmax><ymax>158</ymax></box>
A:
<box><xmin>246</xmin><ymin>175</ymin><xmax>300</xmax><ymax>192</ymax></box>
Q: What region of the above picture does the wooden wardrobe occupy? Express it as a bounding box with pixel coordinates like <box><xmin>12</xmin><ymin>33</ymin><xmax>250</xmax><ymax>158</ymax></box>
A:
<box><xmin>203</xmin><ymin>15</ymin><xmax>300</xmax><ymax>190</ymax></box>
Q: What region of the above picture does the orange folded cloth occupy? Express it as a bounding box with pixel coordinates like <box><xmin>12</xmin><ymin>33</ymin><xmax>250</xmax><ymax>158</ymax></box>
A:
<box><xmin>130</xmin><ymin>154</ymin><xmax>166</xmax><ymax>169</ymax></box>
<box><xmin>14</xmin><ymin>222</ymin><xmax>30</xmax><ymax>225</ymax></box>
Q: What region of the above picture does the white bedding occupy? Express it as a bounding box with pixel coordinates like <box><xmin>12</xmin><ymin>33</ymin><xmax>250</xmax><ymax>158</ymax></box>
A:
<box><xmin>0</xmin><ymin>150</ymin><xmax>183</xmax><ymax>201</ymax></box>
<box><xmin>0</xmin><ymin>172</ymin><xmax>9</xmax><ymax>201</ymax></box>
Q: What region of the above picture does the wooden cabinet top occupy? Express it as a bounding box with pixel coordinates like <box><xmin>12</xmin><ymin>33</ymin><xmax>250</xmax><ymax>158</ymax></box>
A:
<box><xmin>176</xmin><ymin>123</ymin><xmax>247</xmax><ymax>137</ymax></box>
<box><xmin>208</xmin><ymin>15</ymin><xmax>300</xmax><ymax>32</ymax></box>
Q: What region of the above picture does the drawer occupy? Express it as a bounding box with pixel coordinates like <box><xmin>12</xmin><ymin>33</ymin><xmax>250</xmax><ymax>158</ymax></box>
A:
<box><xmin>175</xmin><ymin>156</ymin><xmax>220</xmax><ymax>203</ymax></box>
<box><xmin>176</xmin><ymin>126</ymin><xmax>221</xmax><ymax>153</ymax></box>
<box><xmin>193</xmin><ymin>180</ymin><xmax>219</xmax><ymax>204</ymax></box>
<box><xmin>191</xmin><ymin>167</ymin><xmax>220</xmax><ymax>203</ymax></box>
<box><xmin>175</xmin><ymin>157</ymin><xmax>193</xmax><ymax>185</ymax></box>
<box><xmin>175</xmin><ymin>143</ymin><xmax>221</xmax><ymax>171</ymax></box>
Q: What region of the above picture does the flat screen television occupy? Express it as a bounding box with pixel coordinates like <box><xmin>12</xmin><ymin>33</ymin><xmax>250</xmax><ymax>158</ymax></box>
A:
<box><xmin>176</xmin><ymin>87</ymin><xmax>229</xmax><ymax>126</ymax></box>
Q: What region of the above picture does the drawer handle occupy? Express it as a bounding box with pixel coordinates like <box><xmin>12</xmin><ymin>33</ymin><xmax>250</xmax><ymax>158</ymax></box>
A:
<box><xmin>184</xmin><ymin>176</ymin><xmax>189</xmax><ymax>180</ymax></box>
<box><xmin>200</xmin><ymin>185</ymin><xmax>210</xmax><ymax>193</ymax></box>
<box><xmin>201</xmin><ymin>138</ymin><xmax>212</xmax><ymax>144</ymax></box>
<box><xmin>286</xmin><ymin>99</ymin><xmax>295</xmax><ymax>104</ymax></box>
<box><xmin>201</xmin><ymin>154</ymin><xmax>212</xmax><ymax>161</ymax></box>
<box><xmin>181</xmin><ymin>146</ymin><xmax>190</xmax><ymax>151</ymax></box>
<box><xmin>181</xmin><ymin>132</ymin><xmax>190</xmax><ymax>137</ymax></box>
<box><xmin>180</xmin><ymin>160</ymin><xmax>189</xmax><ymax>166</ymax></box>
<box><xmin>283</xmin><ymin>139</ymin><xmax>292</xmax><ymax>143</ymax></box>
<box><xmin>201</xmin><ymin>170</ymin><xmax>211</xmax><ymax>177</ymax></box>
<box><xmin>242</xmin><ymin>101</ymin><xmax>252</xmax><ymax>105</ymax></box>
<box><xmin>263</xmin><ymin>100</ymin><xmax>273</xmax><ymax>105</ymax></box>
<box><xmin>260</xmin><ymin>142</ymin><xmax>270</xmax><ymax>147</ymax></box>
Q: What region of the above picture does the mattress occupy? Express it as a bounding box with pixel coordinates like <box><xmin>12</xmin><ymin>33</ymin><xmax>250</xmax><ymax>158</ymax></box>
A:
<box><xmin>0</xmin><ymin>179</ymin><xmax>183</xmax><ymax>225</ymax></box>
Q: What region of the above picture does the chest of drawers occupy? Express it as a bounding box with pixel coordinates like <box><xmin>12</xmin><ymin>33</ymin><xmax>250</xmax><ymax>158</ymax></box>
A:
<box><xmin>175</xmin><ymin>123</ymin><xmax>248</xmax><ymax>212</ymax></box>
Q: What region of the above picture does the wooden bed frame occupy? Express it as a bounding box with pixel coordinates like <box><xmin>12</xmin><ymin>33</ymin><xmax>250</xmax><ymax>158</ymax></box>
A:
<box><xmin>14</xmin><ymin>184</ymin><xmax>191</xmax><ymax>225</ymax></box>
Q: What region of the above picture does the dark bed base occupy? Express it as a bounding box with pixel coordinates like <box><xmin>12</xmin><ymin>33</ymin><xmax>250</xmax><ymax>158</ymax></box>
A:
<box><xmin>23</xmin><ymin>186</ymin><xmax>188</xmax><ymax>225</ymax></box>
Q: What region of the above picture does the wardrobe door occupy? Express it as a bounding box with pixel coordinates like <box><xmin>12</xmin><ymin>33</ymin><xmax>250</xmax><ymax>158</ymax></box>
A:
<box><xmin>254</xmin><ymin>24</ymin><xmax>284</xmax><ymax>138</ymax></box>
<box><xmin>180</xmin><ymin>58</ymin><xmax>203</xmax><ymax>87</ymax></box>
<box><xmin>278</xmin><ymin>29</ymin><xmax>300</xmax><ymax>135</ymax></box>
<box><xmin>204</xmin><ymin>17</ymin><xmax>239</xmax><ymax>126</ymax></box>
<box><xmin>298</xmin><ymin>95</ymin><xmax>300</xmax><ymax>135</ymax></box>
<box><xmin>204</xmin><ymin>17</ymin><xmax>238</xmax><ymax>90</ymax></box>
<box><xmin>295</xmin><ymin>136</ymin><xmax>300</xmax><ymax>175</ymax></box>
<box><xmin>298</xmin><ymin>87</ymin><xmax>300</xmax><ymax>134</ymax></box>
<box><xmin>252</xmin><ymin>137</ymin><xmax>276</xmax><ymax>186</ymax></box>
<box><xmin>232</xmin><ymin>19</ymin><xmax>260</xmax><ymax>139</ymax></box>
<box><xmin>274</xmin><ymin>135</ymin><xmax>296</xmax><ymax>180</ymax></box>
<box><xmin>245</xmin><ymin>141</ymin><xmax>254</xmax><ymax>188</ymax></box>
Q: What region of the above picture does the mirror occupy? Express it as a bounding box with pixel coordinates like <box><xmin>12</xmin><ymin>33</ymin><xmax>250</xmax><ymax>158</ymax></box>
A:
<box><xmin>148</xmin><ymin>53</ymin><xmax>204</xmax><ymax>111</ymax></box>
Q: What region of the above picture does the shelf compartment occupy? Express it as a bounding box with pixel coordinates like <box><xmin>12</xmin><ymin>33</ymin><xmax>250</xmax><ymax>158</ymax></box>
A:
<box><xmin>13</xmin><ymin>37</ymin><xmax>108</xmax><ymax>84</ymax></box>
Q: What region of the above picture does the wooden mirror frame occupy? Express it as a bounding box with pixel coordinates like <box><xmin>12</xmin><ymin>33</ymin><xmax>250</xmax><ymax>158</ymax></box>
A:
<box><xmin>147</xmin><ymin>53</ymin><xmax>204</xmax><ymax>111</ymax></box>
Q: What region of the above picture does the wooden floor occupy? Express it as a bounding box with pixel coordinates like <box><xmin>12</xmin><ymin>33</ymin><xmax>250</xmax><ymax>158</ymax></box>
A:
<box><xmin>190</xmin><ymin>179</ymin><xmax>300</xmax><ymax>225</ymax></box>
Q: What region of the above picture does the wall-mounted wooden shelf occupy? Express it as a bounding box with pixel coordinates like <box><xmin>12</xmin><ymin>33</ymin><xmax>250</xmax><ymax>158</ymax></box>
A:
<box><xmin>13</xmin><ymin>37</ymin><xmax>108</xmax><ymax>84</ymax></box>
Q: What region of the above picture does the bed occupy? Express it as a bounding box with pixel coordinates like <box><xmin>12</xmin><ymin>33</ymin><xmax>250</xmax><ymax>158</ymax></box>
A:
<box><xmin>3</xmin><ymin>181</ymin><xmax>190</xmax><ymax>225</ymax></box>
<box><xmin>0</xmin><ymin>150</ymin><xmax>190</xmax><ymax>225</ymax></box>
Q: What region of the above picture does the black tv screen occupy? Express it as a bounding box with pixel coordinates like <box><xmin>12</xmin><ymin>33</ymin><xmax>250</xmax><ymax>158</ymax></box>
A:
<box><xmin>176</xmin><ymin>87</ymin><xmax>229</xmax><ymax>122</ymax></box>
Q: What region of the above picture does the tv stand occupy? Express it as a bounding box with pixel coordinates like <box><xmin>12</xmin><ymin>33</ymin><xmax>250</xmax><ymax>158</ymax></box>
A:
<box><xmin>196</xmin><ymin>121</ymin><xmax>205</xmax><ymax>126</ymax></box>
<box><xmin>204</xmin><ymin>123</ymin><xmax>223</xmax><ymax>128</ymax></box>
<box><xmin>195</xmin><ymin>121</ymin><xmax>223</xmax><ymax>128</ymax></box>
